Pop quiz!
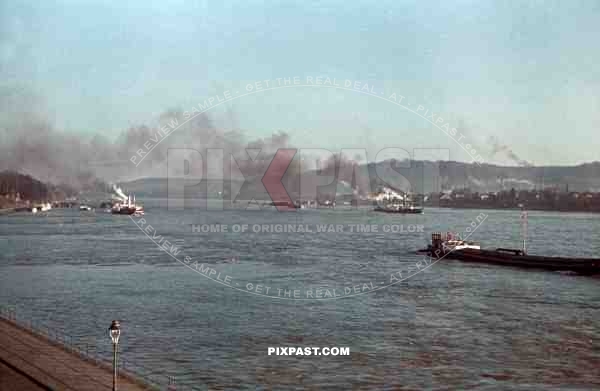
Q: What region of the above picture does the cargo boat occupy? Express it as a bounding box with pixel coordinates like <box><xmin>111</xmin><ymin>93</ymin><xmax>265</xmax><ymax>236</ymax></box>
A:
<box><xmin>374</xmin><ymin>205</ymin><xmax>423</xmax><ymax>214</ymax></box>
<box><xmin>419</xmin><ymin>232</ymin><xmax>600</xmax><ymax>275</ymax></box>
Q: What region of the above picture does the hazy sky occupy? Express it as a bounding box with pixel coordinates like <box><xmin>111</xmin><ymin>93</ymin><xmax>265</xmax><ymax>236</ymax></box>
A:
<box><xmin>2</xmin><ymin>0</ymin><xmax>599</xmax><ymax>166</ymax></box>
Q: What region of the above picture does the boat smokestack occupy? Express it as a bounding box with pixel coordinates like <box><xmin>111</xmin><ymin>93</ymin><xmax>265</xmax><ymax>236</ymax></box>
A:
<box><xmin>431</xmin><ymin>232</ymin><xmax>443</xmax><ymax>257</ymax></box>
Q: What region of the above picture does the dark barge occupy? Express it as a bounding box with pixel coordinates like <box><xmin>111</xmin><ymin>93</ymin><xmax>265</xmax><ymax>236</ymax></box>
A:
<box><xmin>420</xmin><ymin>232</ymin><xmax>600</xmax><ymax>275</ymax></box>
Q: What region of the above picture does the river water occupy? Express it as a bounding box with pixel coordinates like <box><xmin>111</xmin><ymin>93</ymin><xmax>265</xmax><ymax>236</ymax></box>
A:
<box><xmin>0</xmin><ymin>202</ymin><xmax>599</xmax><ymax>390</ymax></box>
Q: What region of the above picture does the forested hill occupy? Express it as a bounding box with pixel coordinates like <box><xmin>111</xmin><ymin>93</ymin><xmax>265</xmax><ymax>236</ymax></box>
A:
<box><xmin>0</xmin><ymin>171</ymin><xmax>75</xmax><ymax>202</ymax></box>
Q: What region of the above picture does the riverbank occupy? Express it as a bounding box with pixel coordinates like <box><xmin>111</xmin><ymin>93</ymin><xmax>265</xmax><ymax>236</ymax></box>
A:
<box><xmin>425</xmin><ymin>203</ymin><xmax>600</xmax><ymax>214</ymax></box>
<box><xmin>0</xmin><ymin>317</ymin><xmax>151</xmax><ymax>391</ymax></box>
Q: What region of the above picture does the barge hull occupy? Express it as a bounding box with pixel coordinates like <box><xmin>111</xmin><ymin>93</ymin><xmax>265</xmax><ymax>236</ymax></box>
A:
<box><xmin>444</xmin><ymin>248</ymin><xmax>600</xmax><ymax>275</ymax></box>
<box><xmin>373</xmin><ymin>207</ymin><xmax>423</xmax><ymax>214</ymax></box>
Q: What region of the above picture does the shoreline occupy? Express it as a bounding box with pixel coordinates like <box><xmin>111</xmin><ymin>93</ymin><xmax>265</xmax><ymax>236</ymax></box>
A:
<box><xmin>426</xmin><ymin>204</ymin><xmax>600</xmax><ymax>214</ymax></box>
<box><xmin>1</xmin><ymin>203</ymin><xmax>599</xmax><ymax>216</ymax></box>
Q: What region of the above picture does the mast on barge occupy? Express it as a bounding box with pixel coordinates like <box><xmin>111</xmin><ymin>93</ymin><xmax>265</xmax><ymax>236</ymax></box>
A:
<box><xmin>520</xmin><ymin>207</ymin><xmax>528</xmax><ymax>255</ymax></box>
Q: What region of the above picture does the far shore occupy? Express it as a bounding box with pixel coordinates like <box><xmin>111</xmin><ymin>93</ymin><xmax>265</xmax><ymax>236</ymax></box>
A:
<box><xmin>2</xmin><ymin>201</ymin><xmax>600</xmax><ymax>216</ymax></box>
<box><xmin>427</xmin><ymin>204</ymin><xmax>600</xmax><ymax>214</ymax></box>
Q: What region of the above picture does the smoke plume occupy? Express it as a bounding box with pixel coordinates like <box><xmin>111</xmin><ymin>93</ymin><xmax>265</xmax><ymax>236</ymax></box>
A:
<box><xmin>489</xmin><ymin>136</ymin><xmax>533</xmax><ymax>167</ymax></box>
<box><xmin>112</xmin><ymin>184</ymin><xmax>128</xmax><ymax>202</ymax></box>
<box><xmin>0</xmin><ymin>87</ymin><xmax>294</xmax><ymax>191</ymax></box>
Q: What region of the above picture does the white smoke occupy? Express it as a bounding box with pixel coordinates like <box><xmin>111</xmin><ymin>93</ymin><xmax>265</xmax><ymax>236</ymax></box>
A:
<box><xmin>112</xmin><ymin>184</ymin><xmax>128</xmax><ymax>202</ymax></box>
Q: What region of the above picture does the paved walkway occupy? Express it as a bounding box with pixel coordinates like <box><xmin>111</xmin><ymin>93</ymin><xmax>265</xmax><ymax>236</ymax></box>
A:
<box><xmin>0</xmin><ymin>318</ymin><xmax>151</xmax><ymax>391</ymax></box>
<box><xmin>0</xmin><ymin>360</ymin><xmax>49</xmax><ymax>391</ymax></box>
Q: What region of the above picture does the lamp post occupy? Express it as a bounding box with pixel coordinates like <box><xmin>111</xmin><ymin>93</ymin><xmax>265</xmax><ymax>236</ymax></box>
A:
<box><xmin>109</xmin><ymin>320</ymin><xmax>121</xmax><ymax>391</ymax></box>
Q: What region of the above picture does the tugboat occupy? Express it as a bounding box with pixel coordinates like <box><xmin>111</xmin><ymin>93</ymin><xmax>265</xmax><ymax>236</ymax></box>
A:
<box><xmin>374</xmin><ymin>204</ymin><xmax>424</xmax><ymax>214</ymax></box>
<box><xmin>371</xmin><ymin>187</ymin><xmax>423</xmax><ymax>214</ymax></box>
<box><xmin>439</xmin><ymin>232</ymin><xmax>481</xmax><ymax>252</ymax></box>
<box><xmin>112</xmin><ymin>195</ymin><xmax>144</xmax><ymax>215</ymax></box>
<box><xmin>418</xmin><ymin>232</ymin><xmax>481</xmax><ymax>255</ymax></box>
<box><xmin>29</xmin><ymin>202</ymin><xmax>52</xmax><ymax>214</ymax></box>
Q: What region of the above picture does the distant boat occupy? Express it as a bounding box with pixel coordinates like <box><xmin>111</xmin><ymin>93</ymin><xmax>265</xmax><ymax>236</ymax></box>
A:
<box><xmin>374</xmin><ymin>204</ymin><xmax>423</xmax><ymax>214</ymax></box>
<box><xmin>294</xmin><ymin>200</ymin><xmax>317</xmax><ymax>209</ymax></box>
<box><xmin>370</xmin><ymin>187</ymin><xmax>424</xmax><ymax>214</ymax></box>
<box><xmin>79</xmin><ymin>205</ymin><xmax>93</xmax><ymax>211</ymax></box>
<box><xmin>262</xmin><ymin>200</ymin><xmax>296</xmax><ymax>209</ymax></box>
<box><xmin>318</xmin><ymin>200</ymin><xmax>336</xmax><ymax>208</ymax></box>
<box><xmin>28</xmin><ymin>202</ymin><xmax>52</xmax><ymax>214</ymax></box>
<box><xmin>111</xmin><ymin>205</ymin><xmax>136</xmax><ymax>215</ymax></box>
<box><xmin>111</xmin><ymin>194</ymin><xmax>144</xmax><ymax>215</ymax></box>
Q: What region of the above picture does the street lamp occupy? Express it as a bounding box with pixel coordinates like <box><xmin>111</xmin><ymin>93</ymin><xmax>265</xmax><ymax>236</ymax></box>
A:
<box><xmin>109</xmin><ymin>320</ymin><xmax>121</xmax><ymax>391</ymax></box>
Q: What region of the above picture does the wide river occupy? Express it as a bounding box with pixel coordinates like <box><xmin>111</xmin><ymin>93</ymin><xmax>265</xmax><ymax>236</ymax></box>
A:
<box><xmin>1</xmin><ymin>201</ymin><xmax>599</xmax><ymax>390</ymax></box>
